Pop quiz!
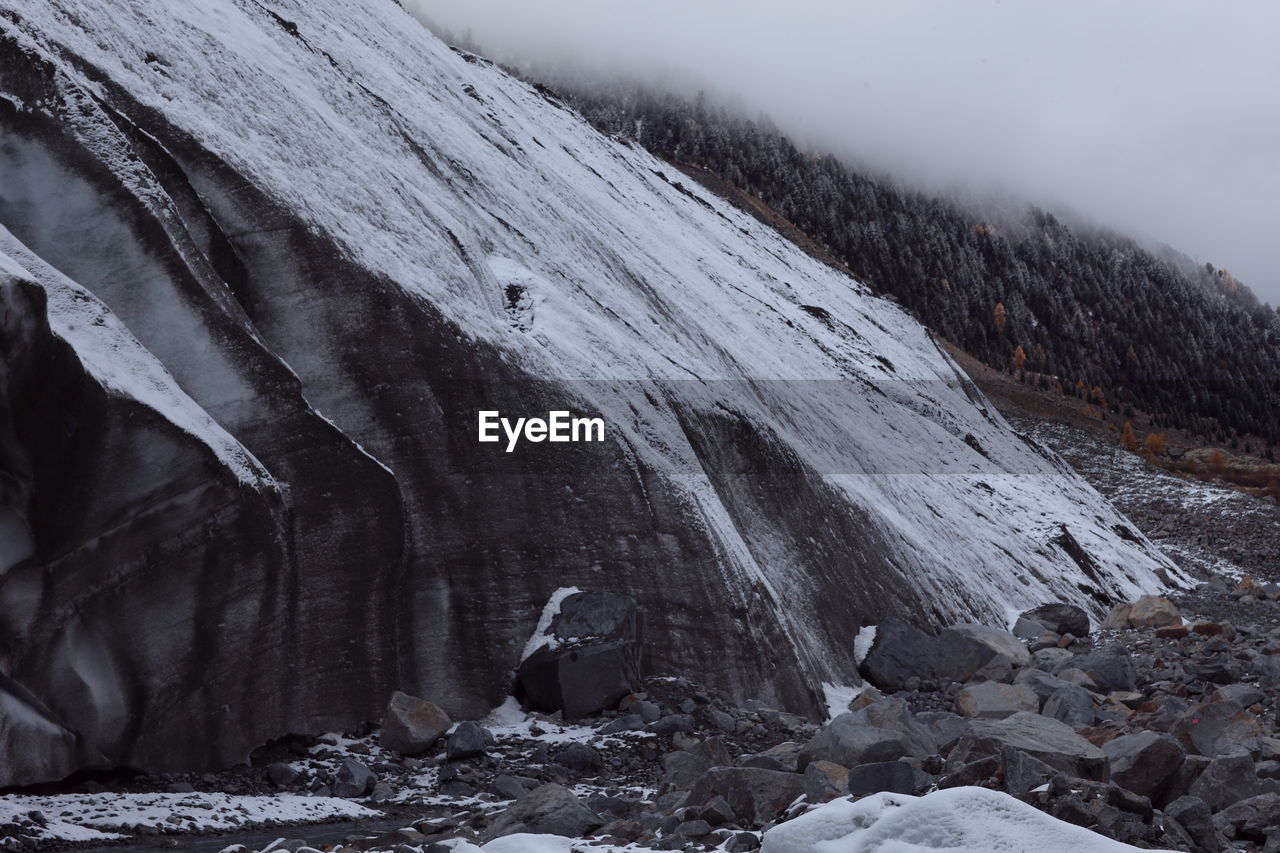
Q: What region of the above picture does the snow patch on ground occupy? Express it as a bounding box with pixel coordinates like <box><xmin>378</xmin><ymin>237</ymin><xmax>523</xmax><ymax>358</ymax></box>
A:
<box><xmin>760</xmin><ymin>787</ymin><xmax>1178</xmax><ymax>853</ymax></box>
<box><xmin>0</xmin><ymin>799</ymin><xmax>123</xmax><ymax>844</ymax></box>
<box><xmin>0</xmin><ymin>792</ymin><xmax>375</xmax><ymax>840</ymax></box>
<box><xmin>821</xmin><ymin>682</ymin><xmax>865</xmax><ymax>721</ymax></box>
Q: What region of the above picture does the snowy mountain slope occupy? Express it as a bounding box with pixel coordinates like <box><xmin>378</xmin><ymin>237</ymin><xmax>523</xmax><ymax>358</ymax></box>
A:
<box><xmin>0</xmin><ymin>0</ymin><xmax>1182</xmax><ymax>783</ymax></box>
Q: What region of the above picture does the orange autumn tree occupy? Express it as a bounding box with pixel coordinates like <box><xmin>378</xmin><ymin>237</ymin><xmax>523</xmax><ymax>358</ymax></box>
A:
<box><xmin>1121</xmin><ymin>421</ymin><xmax>1138</xmax><ymax>451</ymax></box>
<box><xmin>1143</xmin><ymin>432</ymin><xmax>1166</xmax><ymax>459</ymax></box>
<box><xmin>993</xmin><ymin>302</ymin><xmax>1007</xmax><ymax>332</ymax></box>
<box><xmin>1013</xmin><ymin>345</ymin><xmax>1027</xmax><ymax>371</ymax></box>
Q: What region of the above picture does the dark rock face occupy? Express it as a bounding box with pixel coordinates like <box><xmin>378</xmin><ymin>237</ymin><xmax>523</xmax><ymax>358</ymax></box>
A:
<box><xmin>0</xmin><ymin>0</ymin><xmax>1176</xmax><ymax>786</ymax></box>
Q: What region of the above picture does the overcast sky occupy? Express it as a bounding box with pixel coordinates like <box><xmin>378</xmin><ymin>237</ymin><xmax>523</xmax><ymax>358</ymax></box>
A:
<box><xmin>408</xmin><ymin>1</ymin><xmax>1280</xmax><ymax>304</ymax></box>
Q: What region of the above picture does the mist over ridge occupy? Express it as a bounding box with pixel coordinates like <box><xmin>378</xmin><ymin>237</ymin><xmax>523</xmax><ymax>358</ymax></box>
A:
<box><xmin>407</xmin><ymin>0</ymin><xmax>1280</xmax><ymax>304</ymax></box>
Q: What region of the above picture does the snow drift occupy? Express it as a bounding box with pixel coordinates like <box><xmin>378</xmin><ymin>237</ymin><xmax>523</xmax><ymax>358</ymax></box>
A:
<box><xmin>0</xmin><ymin>0</ymin><xmax>1181</xmax><ymax>783</ymax></box>
<box><xmin>760</xmin><ymin>787</ymin><xmax>1178</xmax><ymax>853</ymax></box>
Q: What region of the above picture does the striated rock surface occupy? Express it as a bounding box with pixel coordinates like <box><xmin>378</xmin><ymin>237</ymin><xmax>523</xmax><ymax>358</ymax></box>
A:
<box><xmin>0</xmin><ymin>0</ymin><xmax>1179</xmax><ymax>784</ymax></box>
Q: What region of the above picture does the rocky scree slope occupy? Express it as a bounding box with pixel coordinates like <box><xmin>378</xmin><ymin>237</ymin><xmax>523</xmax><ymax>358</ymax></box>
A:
<box><xmin>0</xmin><ymin>0</ymin><xmax>1178</xmax><ymax>786</ymax></box>
<box><xmin>11</xmin><ymin>592</ymin><xmax>1273</xmax><ymax>853</ymax></box>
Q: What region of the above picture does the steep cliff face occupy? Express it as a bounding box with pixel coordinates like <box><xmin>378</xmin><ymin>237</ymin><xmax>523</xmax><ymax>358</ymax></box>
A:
<box><xmin>0</xmin><ymin>0</ymin><xmax>1183</xmax><ymax>785</ymax></box>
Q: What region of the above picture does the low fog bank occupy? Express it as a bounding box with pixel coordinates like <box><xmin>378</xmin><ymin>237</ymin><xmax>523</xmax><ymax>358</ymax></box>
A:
<box><xmin>407</xmin><ymin>0</ymin><xmax>1279</xmax><ymax>304</ymax></box>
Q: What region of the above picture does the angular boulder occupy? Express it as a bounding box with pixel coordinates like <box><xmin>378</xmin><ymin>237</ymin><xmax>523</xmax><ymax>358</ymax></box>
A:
<box><xmin>1189</xmin><ymin>753</ymin><xmax>1278</xmax><ymax>812</ymax></box>
<box><xmin>1041</xmin><ymin>685</ymin><xmax>1096</xmax><ymax>727</ymax></box>
<box><xmin>482</xmin><ymin>783</ymin><xmax>604</xmax><ymax>840</ymax></box>
<box><xmin>1164</xmin><ymin>795</ymin><xmax>1219</xmax><ymax>851</ymax></box>
<box><xmin>1126</xmin><ymin>596</ymin><xmax>1181</xmax><ymax>629</ymax></box>
<box><xmin>800</xmin><ymin>699</ymin><xmax>936</xmax><ymax>769</ymax></box>
<box><xmin>1174</xmin><ymin>701</ymin><xmax>1262</xmax><ymax>757</ymax></box>
<box><xmin>1103</xmin><ymin>731</ymin><xmax>1185</xmax><ymax>800</ymax></box>
<box><xmin>446</xmin><ymin>721</ymin><xmax>491</xmax><ymax>761</ymax></box>
<box><xmin>935</xmin><ymin>624</ymin><xmax>1030</xmax><ymax>683</ymax></box>
<box><xmin>954</xmin><ymin>681</ymin><xmax>1038</xmax><ymax>719</ymax></box>
<box><xmin>333</xmin><ymin>759</ymin><xmax>376</xmax><ymax>798</ymax></box>
<box><xmin>1215</xmin><ymin>792</ymin><xmax>1280</xmax><ymax>842</ymax></box>
<box><xmin>960</xmin><ymin>712</ymin><xmax>1106</xmax><ymax>779</ymax></box>
<box><xmin>847</xmin><ymin>760</ymin><xmax>919</xmax><ymax>796</ymax></box>
<box><xmin>1019</xmin><ymin>603</ymin><xmax>1090</xmax><ymax>637</ymax></box>
<box><xmin>517</xmin><ymin>591</ymin><xmax>641</xmax><ymax>720</ymax></box>
<box><xmin>379</xmin><ymin>691</ymin><xmax>451</xmax><ymax>755</ymax></box>
<box><xmin>1069</xmin><ymin>645</ymin><xmax>1136</xmax><ymax>693</ymax></box>
<box><xmin>686</xmin><ymin>767</ymin><xmax>806</xmax><ymax>826</ymax></box>
<box><xmin>803</xmin><ymin>761</ymin><xmax>849</xmax><ymax>802</ymax></box>
<box><xmin>858</xmin><ymin>618</ymin><xmax>939</xmax><ymax>691</ymax></box>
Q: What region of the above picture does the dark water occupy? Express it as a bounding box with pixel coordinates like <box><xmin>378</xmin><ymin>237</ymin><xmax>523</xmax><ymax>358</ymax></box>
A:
<box><xmin>72</xmin><ymin>816</ymin><xmax>412</xmax><ymax>853</ymax></box>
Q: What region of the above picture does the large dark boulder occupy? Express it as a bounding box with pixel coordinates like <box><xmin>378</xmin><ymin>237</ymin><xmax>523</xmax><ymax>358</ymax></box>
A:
<box><xmin>482</xmin><ymin>783</ymin><xmax>604</xmax><ymax>840</ymax></box>
<box><xmin>847</xmin><ymin>760</ymin><xmax>919</xmax><ymax>796</ymax></box>
<box><xmin>332</xmin><ymin>759</ymin><xmax>376</xmax><ymax>798</ymax></box>
<box><xmin>800</xmin><ymin>698</ymin><xmax>936</xmax><ymax>769</ymax></box>
<box><xmin>516</xmin><ymin>592</ymin><xmax>641</xmax><ymax>719</ymax></box>
<box><xmin>858</xmin><ymin>618</ymin><xmax>938</xmax><ymax>691</ymax></box>
<box><xmin>1070</xmin><ymin>645</ymin><xmax>1137</xmax><ymax>693</ymax></box>
<box><xmin>935</xmin><ymin>624</ymin><xmax>1030</xmax><ymax>683</ymax></box>
<box><xmin>1041</xmin><ymin>685</ymin><xmax>1096</xmax><ymax>727</ymax></box>
<box><xmin>1103</xmin><ymin>731</ymin><xmax>1185</xmax><ymax>800</ymax></box>
<box><xmin>1164</xmin><ymin>796</ymin><xmax>1220</xmax><ymax>851</ymax></box>
<box><xmin>1215</xmin><ymin>792</ymin><xmax>1280</xmax><ymax>842</ymax></box>
<box><xmin>1174</xmin><ymin>701</ymin><xmax>1262</xmax><ymax>757</ymax></box>
<box><xmin>445</xmin><ymin>721</ymin><xmax>490</xmax><ymax>761</ymax></box>
<box><xmin>380</xmin><ymin>691</ymin><xmax>451</xmax><ymax>756</ymax></box>
<box><xmin>686</xmin><ymin>767</ymin><xmax>805</xmax><ymax>826</ymax></box>
<box><xmin>1018</xmin><ymin>603</ymin><xmax>1090</xmax><ymax>637</ymax></box>
<box><xmin>1189</xmin><ymin>753</ymin><xmax>1277</xmax><ymax>812</ymax></box>
<box><xmin>954</xmin><ymin>712</ymin><xmax>1106</xmax><ymax>780</ymax></box>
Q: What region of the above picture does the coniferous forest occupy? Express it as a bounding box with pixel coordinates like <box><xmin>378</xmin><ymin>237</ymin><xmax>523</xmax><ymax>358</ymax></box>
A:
<box><xmin>554</xmin><ymin>83</ymin><xmax>1280</xmax><ymax>451</ymax></box>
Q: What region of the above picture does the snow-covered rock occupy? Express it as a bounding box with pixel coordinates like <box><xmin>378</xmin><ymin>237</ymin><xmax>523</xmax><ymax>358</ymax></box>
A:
<box><xmin>760</xmin><ymin>787</ymin><xmax>1177</xmax><ymax>853</ymax></box>
<box><xmin>0</xmin><ymin>0</ymin><xmax>1182</xmax><ymax>784</ymax></box>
